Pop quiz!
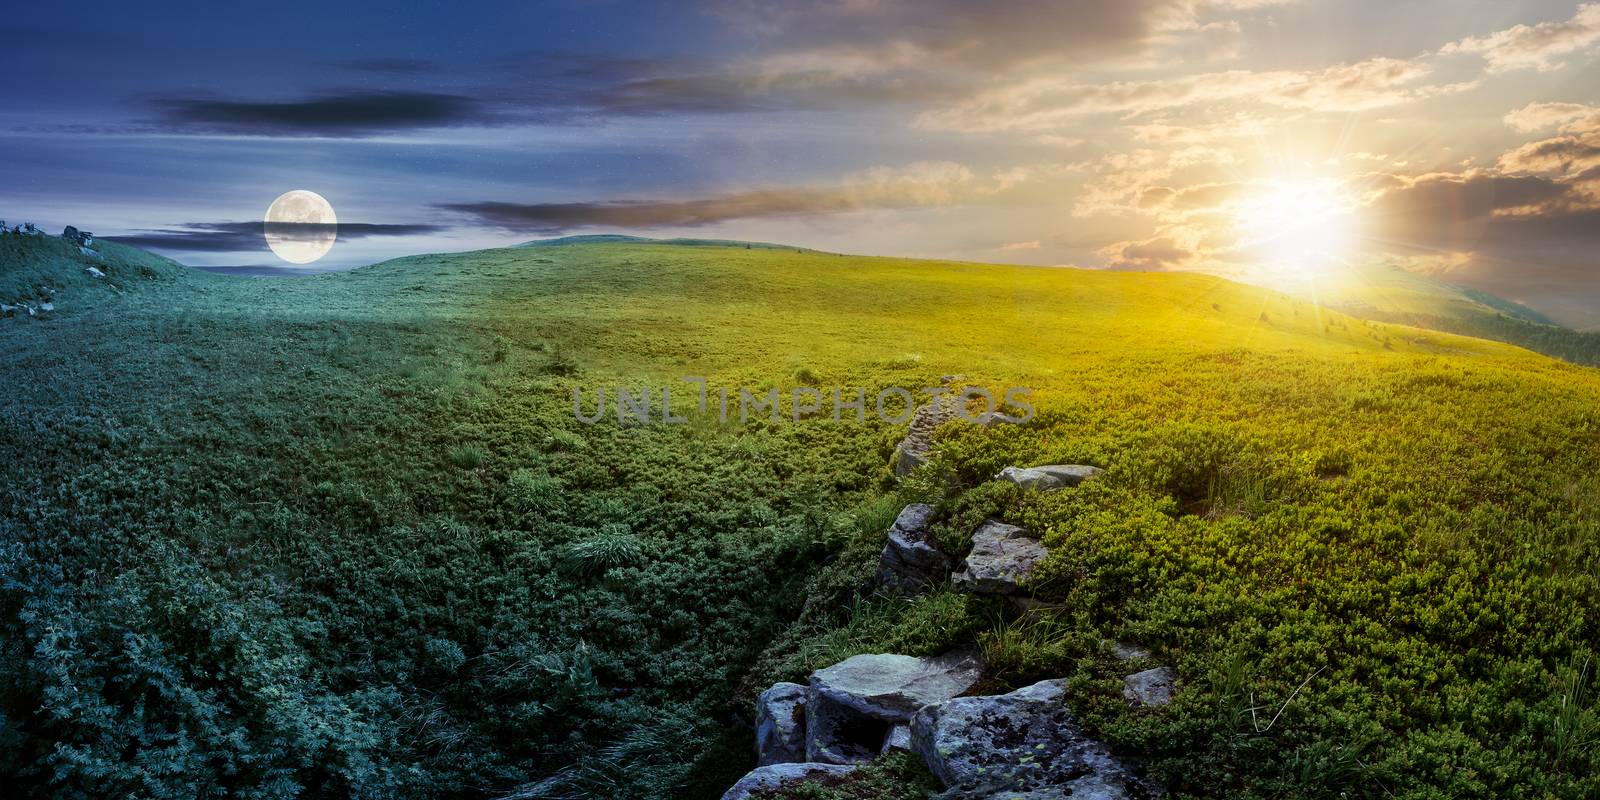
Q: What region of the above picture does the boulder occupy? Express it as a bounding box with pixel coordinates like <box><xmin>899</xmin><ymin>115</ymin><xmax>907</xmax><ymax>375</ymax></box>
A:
<box><xmin>755</xmin><ymin>682</ymin><xmax>808</xmax><ymax>766</ymax></box>
<box><xmin>952</xmin><ymin>521</ymin><xmax>1047</xmax><ymax>595</ymax></box>
<box><xmin>997</xmin><ymin>464</ymin><xmax>1104</xmax><ymax>491</ymax></box>
<box><xmin>720</xmin><ymin>763</ymin><xmax>857</xmax><ymax>800</ymax></box>
<box><xmin>85</xmin><ymin>266</ymin><xmax>106</xmax><ymax>278</ymax></box>
<box><xmin>80</xmin><ymin>246</ymin><xmax>102</xmax><ymax>260</ymax></box>
<box><xmin>806</xmin><ymin>651</ymin><xmax>981</xmax><ymax>764</ymax></box>
<box><xmin>1123</xmin><ymin>667</ymin><xmax>1177</xmax><ymax>708</ymax></box>
<box><xmin>876</xmin><ymin>503</ymin><xmax>950</xmax><ymax>593</ymax></box>
<box><xmin>911</xmin><ymin>679</ymin><xmax>1157</xmax><ymax>799</ymax></box>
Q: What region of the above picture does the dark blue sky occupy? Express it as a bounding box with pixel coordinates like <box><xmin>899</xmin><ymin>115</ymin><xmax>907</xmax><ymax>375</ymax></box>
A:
<box><xmin>4</xmin><ymin>1</ymin><xmax>1599</xmax><ymax>326</ymax></box>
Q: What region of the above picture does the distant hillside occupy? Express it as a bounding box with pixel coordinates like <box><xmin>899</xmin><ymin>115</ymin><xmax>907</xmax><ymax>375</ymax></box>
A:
<box><xmin>518</xmin><ymin>233</ymin><xmax>820</xmax><ymax>252</ymax></box>
<box><xmin>1307</xmin><ymin>262</ymin><xmax>1600</xmax><ymax>366</ymax></box>
<box><xmin>0</xmin><ymin>226</ymin><xmax>197</xmax><ymax>314</ymax></box>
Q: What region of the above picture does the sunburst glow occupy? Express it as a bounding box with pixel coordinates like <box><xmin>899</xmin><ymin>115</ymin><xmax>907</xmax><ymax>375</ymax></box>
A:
<box><xmin>1232</xmin><ymin>178</ymin><xmax>1358</xmax><ymax>279</ymax></box>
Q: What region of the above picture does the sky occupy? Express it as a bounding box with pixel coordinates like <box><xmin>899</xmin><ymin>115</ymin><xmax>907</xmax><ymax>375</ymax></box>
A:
<box><xmin>4</xmin><ymin>0</ymin><xmax>1599</xmax><ymax>326</ymax></box>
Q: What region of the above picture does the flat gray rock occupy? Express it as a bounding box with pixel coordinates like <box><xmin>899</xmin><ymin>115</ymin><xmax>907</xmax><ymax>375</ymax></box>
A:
<box><xmin>1123</xmin><ymin>667</ymin><xmax>1177</xmax><ymax>708</ymax></box>
<box><xmin>755</xmin><ymin>682</ymin><xmax>808</xmax><ymax>765</ymax></box>
<box><xmin>997</xmin><ymin>464</ymin><xmax>1104</xmax><ymax>491</ymax></box>
<box><xmin>720</xmin><ymin>763</ymin><xmax>857</xmax><ymax>800</ymax></box>
<box><xmin>877</xmin><ymin>503</ymin><xmax>950</xmax><ymax>593</ymax></box>
<box><xmin>911</xmin><ymin>679</ymin><xmax>1157</xmax><ymax>799</ymax></box>
<box><xmin>952</xmin><ymin>520</ymin><xmax>1047</xmax><ymax>595</ymax></box>
<box><xmin>806</xmin><ymin>651</ymin><xmax>981</xmax><ymax>764</ymax></box>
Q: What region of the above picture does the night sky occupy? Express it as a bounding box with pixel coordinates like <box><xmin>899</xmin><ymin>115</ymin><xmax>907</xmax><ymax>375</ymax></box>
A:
<box><xmin>4</xmin><ymin>1</ymin><xmax>1599</xmax><ymax>325</ymax></box>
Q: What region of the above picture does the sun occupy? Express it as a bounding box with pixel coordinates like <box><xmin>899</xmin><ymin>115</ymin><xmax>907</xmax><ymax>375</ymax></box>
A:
<box><xmin>1231</xmin><ymin>177</ymin><xmax>1357</xmax><ymax>279</ymax></box>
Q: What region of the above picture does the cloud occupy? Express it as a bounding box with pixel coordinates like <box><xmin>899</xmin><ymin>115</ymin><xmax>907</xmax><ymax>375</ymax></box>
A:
<box><xmin>1360</xmin><ymin>167</ymin><xmax>1600</xmax><ymax>326</ymax></box>
<box><xmin>150</xmin><ymin>92</ymin><xmax>487</xmax><ymax>136</ymax></box>
<box><xmin>918</xmin><ymin>57</ymin><xmax>1468</xmax><ymax>132</ymax></box>
<box><xmin>1503</xmin><ymin>101</ymin><xmax>1600</xmax><ymax>132</ymax></box>
<box><xmin>108</xmin><ymin>221</ymin><xmax>447</xmax><ymax>252</ymax></box>
<box><xmin>439</xmin><ymin>162</ymin><xmax>980</xmax><ymax>233</ymax></box>
<box><xmin>1100</xmin><ymin>236</ymin><xmax>1197</xmax><ymax>270</ymax></box>
<box><xmin>999</xmin><ymin>240</ymin><xmax>1042</xmax><ymax>251</ymax></box>
<box><xmin>1495</xmin><ymin>102</ymin><xmax>1600</xmax><ymax>177</ymax></box>
<box><xmin>1441</xmin><ymin>3</ymin><xmax>1600</xmax><ymax>72</ymax></box>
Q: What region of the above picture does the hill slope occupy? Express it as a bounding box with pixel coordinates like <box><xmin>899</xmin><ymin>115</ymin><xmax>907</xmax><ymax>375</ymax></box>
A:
<box><xmin>1</xmin><ymin>239</ymin><xmax>1597</xmax><ymax>799</ymax></box>
<box><xmin>1304</xmin><ymin>262</ymin><xmax>1600</xmax><ymax>365</ymax></box>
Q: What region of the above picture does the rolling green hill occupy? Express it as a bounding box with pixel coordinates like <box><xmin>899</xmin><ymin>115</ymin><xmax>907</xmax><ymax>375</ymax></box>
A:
<box><xmin>1</xmin><ymin>233</ymin><xmax>1598</xmax><ymax>799</ymax></box>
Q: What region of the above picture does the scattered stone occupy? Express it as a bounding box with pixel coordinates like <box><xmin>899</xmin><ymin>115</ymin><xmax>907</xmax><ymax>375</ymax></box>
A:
<box><xmin>997</xmin><ymin>464</ymin><xmax>1104</xmax><ymax>491</ymax></box>
<box><xmin>1113</xmin><ymin>643</ymin><xmax>1152</xmax><ymax>661</ymax></box>
<box><xmin>85</xmin><ymin>266</ymin><xmax>106</xmax><ymax>278</ymax></box>
<box><xmin>876</xmin><ymin>503</ymin><xmax>950</xmax><ymax>593</ymax></box>
<box><xmin>755</xmin><ymin>682</ymin><xmax>808</xmax><ymax>766</ymax></box>
<box><xmin>80</xmin><ymin>246</ymin><xmax>103</xmax><ymax>260</ymax></box>
<box><xmin>38</xmin><ymin>302</ymin><xmax>54</xmax><ymax>313</ymax></box>
<box><xmin>806</xmin><ymin>651</ymin><xmax>981</xmax><ymax>764</ymax></box>
<box><xmin>720</xmin><ymin>763</ymin><xmax>857</xmax><ymax>800</ymax></box>
<box><xmin>1123</xmin><ymin>667</ymin><xmax>1177</xmax><ymax>708</ymax></box>
<box><xmin>975</xmin><ymin>411</ymin><xmax>1026</xmax><ymax>428</ymax></box>
<box><xmin>880</xmin><ymin>723</ymin><xmax>912</xmax><ymax>754</ymax></box>
<box><xmin>952</xmin><ymin>521</ymin><xmax>1047</xmax><ymax>595</ymax></box>
<box><xmin>911</xmin><ymin>679</ymin><xmax>1157</xmax><ymax>799</ymax></box>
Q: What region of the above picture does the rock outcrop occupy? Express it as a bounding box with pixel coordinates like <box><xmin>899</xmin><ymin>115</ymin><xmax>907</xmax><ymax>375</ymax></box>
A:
<box><xmin>806</xmin><ymin>651</ymin><xmax>981</xmax><ymax>764</ymax></box>
<box><xmin>911</xmin><ymin>679</ymin><xmax>1158</xmax><ymax>799</ymax></box>
<box><xmin>876</xmin><ymin>503</ymin><xmax>950</xmax><ymax>593</ymax></box>
<box><xmin>997</xmin><ymin>464</ymin><xmax>1104</xmax><ymax>491</ymax></box>
<box><xmin>734</xmin><ymin>653</ymin><xmax>1165</xmax><ymax>800</ymax></box>
<box><xmin>952</xmin><ymin>520</ymin><xmax>1048</xmax><ymax>595</ymax></box>
<box><xmin>1123</xmin><ymin>667</ymin><xmax>1177</xmax><ymax>708</ymax></box>
<box><xmin>755</xmin><ymin>682</ymin><xmax>808</xmax><ymax>766</ymax></box>
<box><xmin>892</xmin><ymin>393</ymin><xmax>963</xmax><ymax>476</ymax></box>
<box><xmin>61</xmin><ymin>225</ymin><xmax>94</xmax><ymax>247</ymax></box>
<box><xmin>720</xmin><ymin>763</ymin><xmax>857</xmax><ymax>800</ymax></box>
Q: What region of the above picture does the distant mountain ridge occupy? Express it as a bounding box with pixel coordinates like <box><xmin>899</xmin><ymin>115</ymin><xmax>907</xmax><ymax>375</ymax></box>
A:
<box><xmin>1305</xmin><ymin>262</ymin><xmax>1600</xmax><ymax>366</ymax></box>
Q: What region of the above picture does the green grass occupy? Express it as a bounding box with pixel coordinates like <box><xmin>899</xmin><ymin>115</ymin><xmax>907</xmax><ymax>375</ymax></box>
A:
<box><xmin>0</xmin><ymin>234</ymin><xmax>1597</xmax><ymax>798</ymax></box>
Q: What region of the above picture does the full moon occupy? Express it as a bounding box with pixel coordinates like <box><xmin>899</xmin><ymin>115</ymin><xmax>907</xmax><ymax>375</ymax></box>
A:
<box><xmin>264</xmin><ymin>190</ymin><xmax>337</xmax><ymax>264</ymax></box>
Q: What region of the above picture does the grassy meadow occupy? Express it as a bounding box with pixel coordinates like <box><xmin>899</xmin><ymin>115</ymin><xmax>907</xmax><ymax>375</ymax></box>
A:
<box><xmin>1</xmin><ymin>233</ymin><xmax>1597</xmax><ymax>798</ymax></box>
